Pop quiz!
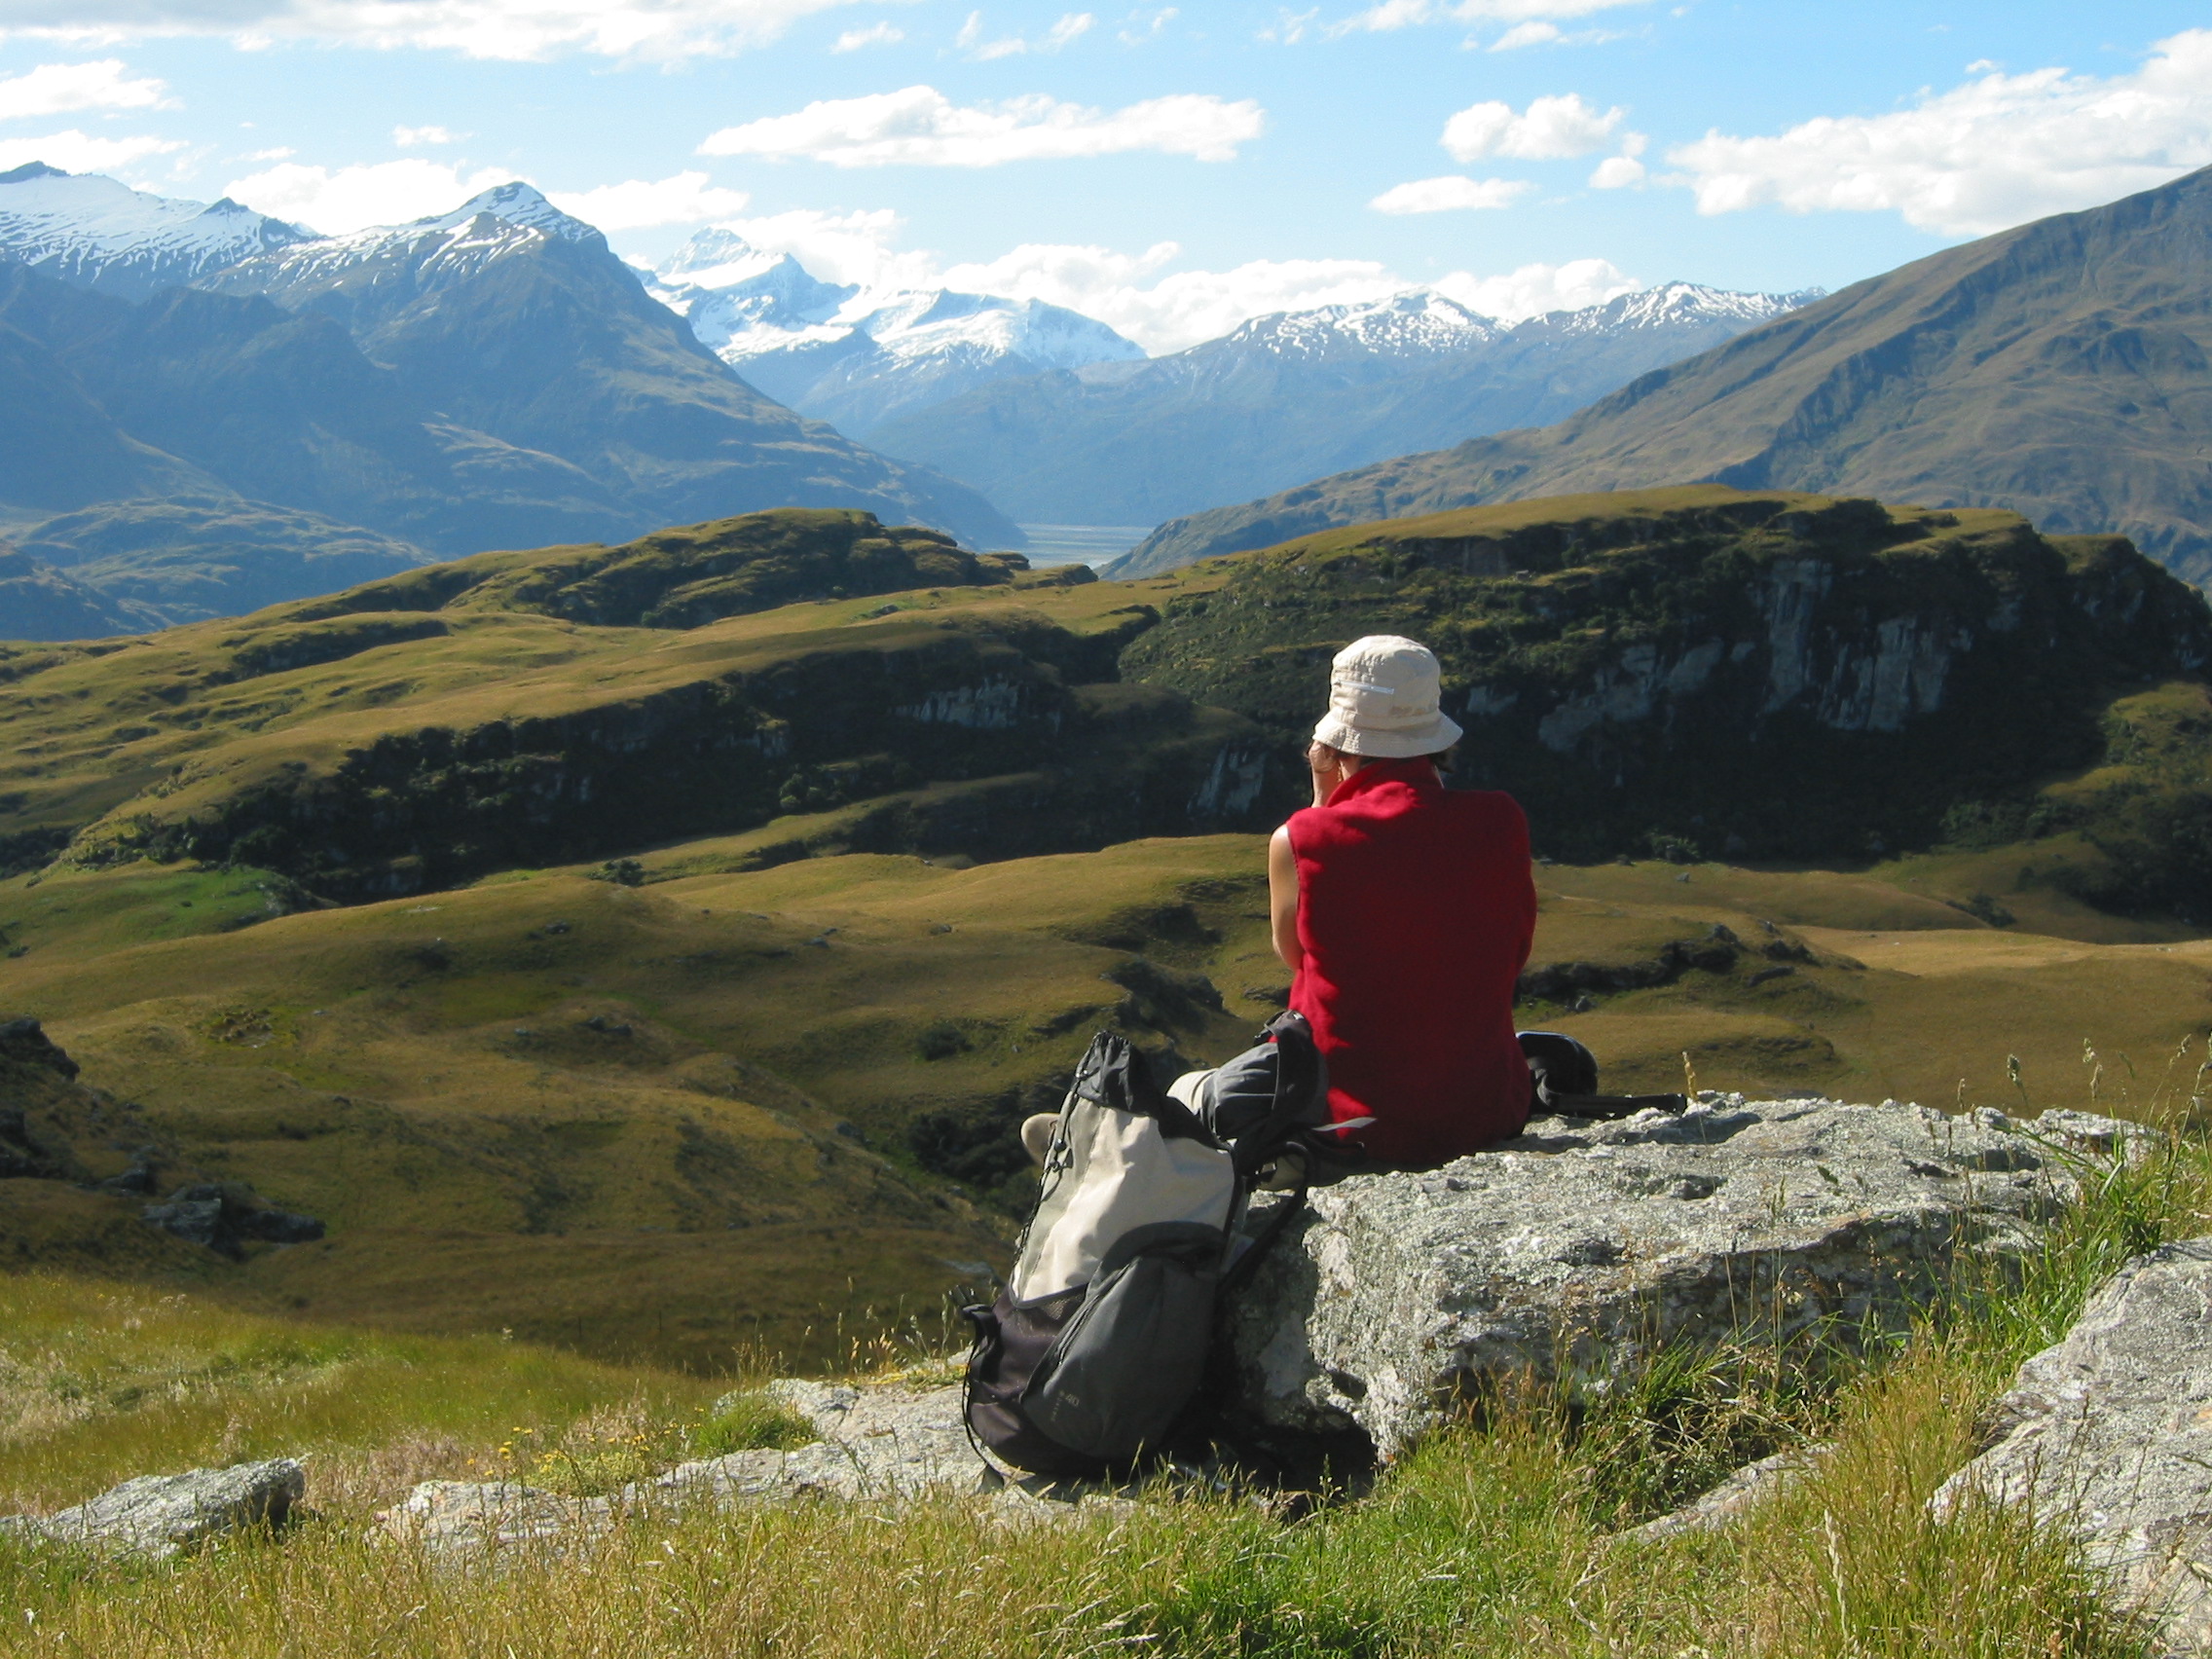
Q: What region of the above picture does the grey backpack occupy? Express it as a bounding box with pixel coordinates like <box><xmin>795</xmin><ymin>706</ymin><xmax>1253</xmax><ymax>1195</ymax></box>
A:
<box><xmin>961</xmin><ymin>1015</ymin><xmax>1331</xmax><ymax>1477</ymax></box>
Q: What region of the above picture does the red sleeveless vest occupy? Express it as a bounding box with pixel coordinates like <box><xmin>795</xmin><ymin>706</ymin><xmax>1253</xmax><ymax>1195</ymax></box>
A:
<box><xmin>1287</xmin><ymin>758</ymin><xmax>1536</xmax><ymax>1169</ymax></box>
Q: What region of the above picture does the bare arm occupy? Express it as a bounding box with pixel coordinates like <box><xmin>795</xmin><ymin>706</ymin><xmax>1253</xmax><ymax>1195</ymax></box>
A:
<box><xmin>1268</xmin><ymin>825</ymin><xmax>1301</xmax><ymax>972</ymax></box>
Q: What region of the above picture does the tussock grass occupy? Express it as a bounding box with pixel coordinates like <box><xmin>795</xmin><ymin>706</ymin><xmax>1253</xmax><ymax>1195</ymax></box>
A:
<box><xmin>4</xmin><ymin>1070</ymin><xmax>2205</xmax><ymax>1656</ymax></box>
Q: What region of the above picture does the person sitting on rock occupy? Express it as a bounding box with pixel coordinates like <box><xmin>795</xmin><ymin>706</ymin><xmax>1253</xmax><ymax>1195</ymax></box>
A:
<box><xmin>1267</xmin><ymin>634</ymin><xmax>1537</xmax><ymax>1171</ymax></box>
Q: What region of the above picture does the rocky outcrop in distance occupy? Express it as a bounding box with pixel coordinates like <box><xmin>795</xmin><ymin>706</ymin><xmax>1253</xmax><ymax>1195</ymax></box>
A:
<box><xmin>1124</xmin><ymin>488</ymin><xmax>2212</xmax><ymax>865</ymax></box>
<box><xmin>0</xmin><ymin>1459</ymin><xmax>303</xmax><ymax>1560</ymax></box>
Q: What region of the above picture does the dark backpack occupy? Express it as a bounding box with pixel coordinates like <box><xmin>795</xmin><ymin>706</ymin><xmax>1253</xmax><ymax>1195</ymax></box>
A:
<box><xmin>1517</xmin><ymin>1029</ymin><xmax>1689</xmax><ymax>1120</ymax></box>
<box><xmin>961</xmin><ymin>1013</ymin><xmax>1332</xmax><ymax>1478</ymax></box>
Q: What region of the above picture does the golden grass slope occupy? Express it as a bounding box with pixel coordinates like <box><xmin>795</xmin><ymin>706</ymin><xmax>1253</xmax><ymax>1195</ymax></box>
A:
<box><xmin>9</xmin><ymin>818</ymin><xmax>2212</xmax><ymax>1372</ymax></box>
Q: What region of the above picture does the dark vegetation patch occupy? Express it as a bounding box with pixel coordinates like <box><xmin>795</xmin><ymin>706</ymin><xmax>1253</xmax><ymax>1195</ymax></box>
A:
<box><xmin>1123</xmin><ymin>495</ymin><xmax>2212</xmax><ymax>906</ymax></box>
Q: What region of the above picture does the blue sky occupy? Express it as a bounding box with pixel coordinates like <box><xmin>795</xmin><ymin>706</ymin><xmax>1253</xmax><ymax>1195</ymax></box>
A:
<box><xmin>1</xmin><ymin>1</ymin><xmax>2207</xmax><ymax>350</ymax></box>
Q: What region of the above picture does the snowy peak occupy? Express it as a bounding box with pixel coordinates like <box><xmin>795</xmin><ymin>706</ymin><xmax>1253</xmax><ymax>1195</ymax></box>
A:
<box><xmin>648</xmin><ymin>232</ymin><xmax>859</xmax><ymax>355</ymax></box>
<box><xmin>1221</xmin><ymin>289</ymin><xmax>1502</xmax><ymax>362</ymax></box>
<box><xmin>208</xmin><ymin>181</ymin><xmax>610</xmax><ymax>301</ymax></box>
<box><xmin>853</xmin><ymin>288</ymin><xmax>1144</xmax><ymax>372</ymax></box>
<box><xmin>420</xmin><ymin>180</ymin><xmax>598</xmax><ymax>244</ymax></box>
<box><xmin>655</xmin><ymin>227</ymin><xmax>1142</xmax><ymax>371</ymax></box>
<box><xmin>0</xmin><ymin>164</ymin><xmax>313</xmax><ymax>302</ymax></box>
<box><xmin>1525</xmin><ymin>279</ymin><xmax>1825</xmax><ymax>338</ymax></box>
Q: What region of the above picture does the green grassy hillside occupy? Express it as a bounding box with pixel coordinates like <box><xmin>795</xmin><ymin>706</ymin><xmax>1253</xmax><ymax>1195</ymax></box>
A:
<box><xmin>10</xmin><ymin>488</ymin><xmax>2212</xmax><ymax>1370</ymax></box>
<box><xmin>8</xmin><ymin>498</ymin><xmax>435</xmax><ymax>636</ymax></box>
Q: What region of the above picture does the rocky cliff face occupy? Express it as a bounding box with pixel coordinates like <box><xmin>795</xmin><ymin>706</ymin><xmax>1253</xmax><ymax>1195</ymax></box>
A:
<box><xmin>12</xmin><ymin>509</ymin><xmax>1269</xmax><ymax>900</ymax></box>
<box><xmin>1123</xmin><ymin>488</ymin><xmax>2212</xmax><ymax>865</ymax></box>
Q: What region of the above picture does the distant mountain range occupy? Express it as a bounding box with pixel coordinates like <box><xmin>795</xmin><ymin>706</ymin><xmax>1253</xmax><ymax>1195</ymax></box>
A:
<box><xmin>1121</xmin><ymin>165</ymin><xmax>2212</xmax><ymax>582</ymax></box>
<box><xmin>866</xmin><ymin>282</ymin><xmax>1818</xmax><ymax>528</ymax></box>
<box><xmin>641</xmin><ymin>233</ymin><xmax>1814</xmax><ymax>532</ymax></box>
<box><xmin>0</xmin><ymin>167</ymin><xmax>1020</xmax><ymax>637</ymax></box>
<box><xmin>645</xmin><ymin>229</ymin><xmax>1145</xmax><ymax>441</ymax></box>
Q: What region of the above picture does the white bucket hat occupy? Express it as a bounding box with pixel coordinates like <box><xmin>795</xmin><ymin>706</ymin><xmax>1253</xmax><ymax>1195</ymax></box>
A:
<box><xmin>1311</xmin><ymin>635</ymin><xmax>1463</xmax><ymax>758</ymax></box>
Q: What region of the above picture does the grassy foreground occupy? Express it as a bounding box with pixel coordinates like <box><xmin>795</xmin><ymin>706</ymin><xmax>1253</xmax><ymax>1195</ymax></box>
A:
<box><xmin>4</xmin><ymin>1073</ymin><xmax>2206</xmax><ymax>1658</ymax></box>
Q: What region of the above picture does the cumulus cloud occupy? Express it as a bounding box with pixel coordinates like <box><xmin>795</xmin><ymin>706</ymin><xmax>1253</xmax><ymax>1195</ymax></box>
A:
<box><xmin>0</xmin><ymin>0</ymin><xmax>886</xmax><ymax>62</ymax></box>
<box><xmin>393</xmin><ymin>124</ymin><xmax>462</xmax><ymax>146</ymax></box>
<box><xmin>957</xmin><ymin>9</ymin><xmax>1091</xmax><ymax>59</ymax></box>
<box><xmin>0</xmin><ymin>58</ymin><xmax>167</xmax><ymax>121</ymax></box>
<box><xmin>1369</xmin><ymin>173</ymin><xmax>1531</xmax><ymax>213</ymax></box>
<box><xmin>1443</xmin><ymin>92</ymin><xmax>1622</xmax><ymax>160</ymax></box>
<box><xmin>916</xmin><ymin>236</ymin><xmax>1641</xmax><ymax>351</ymax></box>
<box><xmin>1587</xmin><ymin>129</ymin><xmax>1646</xmax><ymax>188</ymax></box>
<box><xmin>548</xmin><ymin>170</ymin><xmax>748</xmax><ymax>229</ymax></box>
<box><xmin>222</xmin><ymin>157</ymin><xmax>516</xmax><ymax>234</ymax></box>
<box><xmin>830</xmin><ymin>21</ymin><xmax>903</xmax><ymax>50</ymax></box>
<box><xmin>0</xmin><ymin>129</ymin><xmax>182</xmax><ymax>173</ymax></box>
<box><xmin>699</xmin><ymin>85</ymin><xmax>1263</xmax><ymax>167</ymax></box>
<box><xmin>950</xmin><ymin>246</ymin><xmax>1406</xmax><ymax>351</ymax></box>
<box><xmin>1431</xmin><ymin>255</ymin><xmax>1637</xmax><ymax>318</ymax></box>
<box><xmin>700</xmin><ymin>205</ymin><xmax>935</xmax><ymax>288</ymax></box>
<box><xmin>1668</xmin><ymin>27</ymin><xmax>2212</xmax><ymax>237</ymax></box>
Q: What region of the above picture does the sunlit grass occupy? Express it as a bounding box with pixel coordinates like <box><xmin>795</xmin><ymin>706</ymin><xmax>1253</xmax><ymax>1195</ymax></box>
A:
<box><xmin>2</xmin><ymin>1055</ymin><xmax>2201</xmax><ymax>1656</ymax></box>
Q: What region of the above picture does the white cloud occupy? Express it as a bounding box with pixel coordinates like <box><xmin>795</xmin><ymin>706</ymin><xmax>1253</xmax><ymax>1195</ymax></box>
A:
<box><xmin>1668</xmin><ymin>27</ymin><xmax>2212</xmax><ymax>237</ymax></box>
<box><xmin>1257</xmin><ymin>7</ymin><xmax>1319</xmax><ymax>43</ymax></box>
<box><xmin>1329</xmin><ymin>0</ymin><xmax>1645</xmax><ymax>33</ymax></box>
<box><xmin>1443</xmin><ymin>92</ymin><xmax>1622</xmax><ymax>160</ymax></box>
<box><xmin>830</xmin><ymin>21</ymin><xmax>903</xmax><ymax>50</ymax></box>
<box><xmin>957</xmin><ymin>10</ymin><xmax>1092</xmax><ymax>60</ymax></box>
<box><xmin>0</xmin><ymin>0</ymin><xmax>892</xmax><ymax>63</ymax></box>
<box><xmin>221</xmin><ymin>157</ymin><xmax>516</xmax><ymax>235</ymax></box>
<box><xmin>1431</xmin><ymin>255</ymin><xmax>1637</xmax><ymax>318</ymax></box>
<box><xmin>0</xmin><ymin>129</ymin><xmax>182</xmax><ymax>173</ymax></box>
<box><xmin>699</xmin><ymin>85</ymin><xmax>1263</xmax><ymax>167</ymax></box>
<box><xmin>688</xmin><ymin>200</ymin><xmax>1644</xmax><ymax>353</ymax></box>
<box><xmin>702</xmin><ymin>206</ymin><xmax>934</xmax><ymax>288</ymax></box>
<box><xmin>1370</xmin><ymin>173</ymin><xmax>1531</xmax><ymax>213</ymax></box>
<box><xmin>947</xmin><ymin>245</ymin><xmax>1403</xmax><ymax>351</ymax></box>
<box><xmin>1587</xmin><ymin>129</ymin><xmax>1645</xmax><ymax>187</ymax></box>
<box><xmin>548</xmin><ymin>170</ymin><xmax>748</xmax><ymax>229</ymax></box>
<box><xmin>1119</xmin><ymin>7</ymin><xmax>1176</xmax><ymax>46</ymax></box>
<box><xmin>393</xmin><ymin>124</ymin><xmax>462</xmax><ymax>147</ymax></box>
<box><xmin>0</xmin><ymin>58</ymin><xmax>167</xmax><ymax>121</ymax></box>
<box><xmin>1587</xmin><ymin>151</ymin><xmax>1641</xmax><ymax>188</ymax></box>
<box><xmin>240</xmin><ymin>144</ymin><xmax>295</xmax><ymax>161</ymax></box>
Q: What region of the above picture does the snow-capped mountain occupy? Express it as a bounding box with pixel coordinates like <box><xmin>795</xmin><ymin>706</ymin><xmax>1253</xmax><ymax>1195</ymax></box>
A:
<box><xmin>866</xmin><ymin>280</ymin><xmax>1823</xmax><ymax>531</ymax></box>
<box><xmin>647</xmin><ymin>229</ymin><xmax>1144</xmax><ymax>440</ymax></box>
<box><xmin>0</xmin><ymin>162</ymin><xmax>312</xmax><ymax>302</ymax></box>
<box><xmin>1518</xmin><ymin>280</ymin><xmax>1822</xmax><ymax>340</ymax></box>
<box><xmin>203</xmin><ymin>180</ymin><xmax>608</xmax><ymax>318</ymax></box>
<box><xmin>1206</xmin><ymin>289</ymin><xmax>1503</xmax><ymax>364</ymax></box>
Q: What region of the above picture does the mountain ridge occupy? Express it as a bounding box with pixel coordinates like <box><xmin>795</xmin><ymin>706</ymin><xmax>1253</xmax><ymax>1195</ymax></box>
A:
<box><xmin>872</xmin><ymin>280</ymin><xmax>1815</xmax><ymax>531</ymax></box>
<box><xmin>1118</xmin><ymin>166</ymin><xmax>2212</xmax><ymax>580</ymax></box>
<box><xmin>0</xmin><ymin>162</ymin><xmax>313</xmax><ymax>302</ymax></box>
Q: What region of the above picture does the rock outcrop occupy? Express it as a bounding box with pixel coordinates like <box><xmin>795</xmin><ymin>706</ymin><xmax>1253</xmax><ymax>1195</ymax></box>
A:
<box><xmin>0</xmin><ymin>1459</ymin><xmax>303</xmax><ymax>1559</ymax></box>
<box><xmin>1225</xmin><ymin>1095</ymin><xmax>2136</xmax><ymax>1459</ymax></box>
<box><xmin>140</xmin><ymin>1181</ymin><xmax>324</xmax><ymax>1255</ymax></box>
<box><xmin>380</xmin><ymin>1379</ymin><xmax>1145</xmax><ymax>1557</ymax></box>
<box><xmin>1934</xmin><ymin>1238</ymin><xmax>2212</xmax><ymax>1656</ymax></box>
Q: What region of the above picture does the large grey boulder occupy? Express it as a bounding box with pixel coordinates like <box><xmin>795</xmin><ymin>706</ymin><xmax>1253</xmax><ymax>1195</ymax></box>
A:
<box><xmin>1933</xmin><ymin>1238</ymin><xmax>2212</xmax><ymax>1656</ymax></box>
<box><xmin>1</xmin><ymin>1458</ymin><xmax>303</xmax><ymax>1559</ymax></box>
<box><xmin>1226</xmin><ymin>1096</ymin><xmax>2135</xmax><ymax>1459</ymax></box>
